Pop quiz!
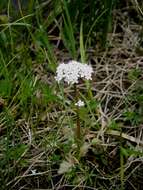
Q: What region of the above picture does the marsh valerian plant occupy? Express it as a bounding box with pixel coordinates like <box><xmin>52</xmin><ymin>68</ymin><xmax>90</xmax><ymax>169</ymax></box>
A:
<box><xmin>55</xmin><ymin>60</ymin><xmax>93</xmax><ymax>141</ymax></box>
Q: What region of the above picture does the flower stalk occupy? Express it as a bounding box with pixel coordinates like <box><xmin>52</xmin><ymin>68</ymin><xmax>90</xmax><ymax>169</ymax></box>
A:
<box><xmin>74</xmin><ymin>84</ymin><xmax>80</xmax><ymax>140</ymax></box>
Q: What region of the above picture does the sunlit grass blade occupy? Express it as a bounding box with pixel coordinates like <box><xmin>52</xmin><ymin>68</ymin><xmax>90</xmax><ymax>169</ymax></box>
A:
<box><xmin>80</xmin><ymin>20</ymin><xmax>86</xmax><ymax>63</ymax></box>
<box><xmin>102</xmin><ymin>0</ymin><xmax>115</xmax><ymax>46</ymax></box>
<box><xmin>43</xmin><ymin>0</ymin><xmax>62</xmax><ymax>28</ymax></box>
<box><xmin>85</xmin><ymin>8</ymin><xmax>107</xmax><ymax>48</ymax></box>
<box><xmin>61</xmin><ymin>0</ymin><xmax>76</xmax><ymax>59</ymax></box>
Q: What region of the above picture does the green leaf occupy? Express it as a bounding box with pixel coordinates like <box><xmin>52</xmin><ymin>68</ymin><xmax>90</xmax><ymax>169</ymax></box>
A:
<box><xmin>128</xmin><ymin>68</ymin><xmax>141</xmax><ymax>81</ymax></box>
<box><xmin>8</xmin><ymin>144</ymin><xmax>28</xmax><ymax>161</ymax></box>
<box><xmin>108</xmin><ymin>120</ymin><xmax>121</xmax><ymax>130</ymax></box>
<box><xmin>0</xmin><ymin>79</ymin><xmax>12</xmax><ymax>97</ymax></box>
<box><xmin>79</xmin><ymin>107</ymin><xmax>90</xmax><ymax>122</ymax></box>
<box><xmin>120</xmin><ymin>147</ymin><xmax>129</xmax><ymax>157</ymax></box>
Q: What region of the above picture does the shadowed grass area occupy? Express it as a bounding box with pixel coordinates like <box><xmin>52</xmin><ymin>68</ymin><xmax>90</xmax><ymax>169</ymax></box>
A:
<box><xmin>0</xmin><ymin>0</ymin><xmax>143</xmax><ymax>189</ymax></box>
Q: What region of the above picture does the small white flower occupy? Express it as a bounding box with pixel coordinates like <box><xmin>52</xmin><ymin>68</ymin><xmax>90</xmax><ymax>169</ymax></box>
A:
<box><xmin>75</xmin><ymin>100</ymin><xmax>85</xmax><ymax>107</ymax></box>
<box><xmin>55</xmin><ymin>60</ymin><xmax>93</xmax><ymax>84</ymax></box>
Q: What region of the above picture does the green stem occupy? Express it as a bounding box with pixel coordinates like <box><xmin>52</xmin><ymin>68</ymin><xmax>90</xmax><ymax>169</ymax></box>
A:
<box><xmin>74</xmin><ymin>84</ymin><xmax>80</xmax><ymax>140</ymax></box>
<box><xmin>120</xmin><ymin>146</ymin><xmax>124</xmax><ymax>190</ymax></box>
<box><xmin>76</xmin><ymin>106</ymin><xmax>80</xmax><ymax>139</ymax></box>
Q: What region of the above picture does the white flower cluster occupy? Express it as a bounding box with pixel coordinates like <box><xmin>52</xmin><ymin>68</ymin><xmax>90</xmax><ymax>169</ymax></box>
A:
<box><xmin>75</xmin><ymin>100</ymin><xmax>85</xmax><ymax>107</ymax></box>
<box><xmin>55</xmin><ymin>60</ymin><xmax>93</xmax><ymax>84</ymax></box>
